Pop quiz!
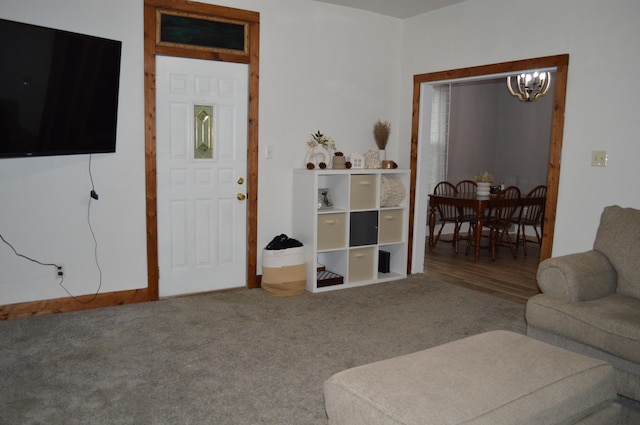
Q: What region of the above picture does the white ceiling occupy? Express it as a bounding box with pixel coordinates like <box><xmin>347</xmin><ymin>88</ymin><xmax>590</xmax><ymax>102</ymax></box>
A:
<box><xmin>312</xmin><ymin>0</ymin><xmax>468</xmax><ymax>19</ymax></box>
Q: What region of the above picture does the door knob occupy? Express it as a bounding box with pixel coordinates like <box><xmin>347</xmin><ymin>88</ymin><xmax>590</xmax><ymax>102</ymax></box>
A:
<box><xmin>237</xmin><ymin>193</ymin><xmax>246</xmax><ymax>201</ymax></box>
<box><xmin>237</xmin><ymin>177</ymin><xmax>244</xmax><ymax>185</ymax></box>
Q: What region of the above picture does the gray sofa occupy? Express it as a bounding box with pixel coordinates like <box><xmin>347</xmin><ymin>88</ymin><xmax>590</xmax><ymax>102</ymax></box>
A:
<box><xmin>526</xmin><ymin>205</ymin><xmax>640</xmax><ymax>401</ymax></box>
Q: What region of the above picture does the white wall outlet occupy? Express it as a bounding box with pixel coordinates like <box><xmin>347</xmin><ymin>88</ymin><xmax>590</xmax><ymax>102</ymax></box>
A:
<box><xmin>591</xmin><ymin>150</ymin><xmax>607</xmax><ymax>167</ymax></box>
<box><xmin>55</xmin><ymin>264</ymin><xmax>65</xmax><ymax>279</ymax></box>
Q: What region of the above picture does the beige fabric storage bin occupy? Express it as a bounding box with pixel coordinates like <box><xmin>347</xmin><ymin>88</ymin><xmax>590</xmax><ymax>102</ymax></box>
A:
<box><xmin>317</xmin><ymin>213</ymin><xmax>347</xmax><ymax>251</ymax></box>
<box><xmin>349</xmin><ymin>247</ymin><xmax>375</xmax><ymax>282</ymax></box>
<box><xmin>350</xmin><ymin>175</ymin><xmax>377</xmax><ymax>210</ymax></box>
<box><xmin>378</xmin><ymin>209</ymin><xmax>403</xmax><ymax>244</ymax></box>
<box><xmin>262</xmin><ymin>247</ymin><xmax>306</xmax><ymax>296</ymax></box>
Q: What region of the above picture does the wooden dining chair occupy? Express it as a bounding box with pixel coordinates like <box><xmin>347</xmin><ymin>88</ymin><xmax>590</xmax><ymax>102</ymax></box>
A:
<box><xmin>454</xmin><ymin>179</ymin><xmax>477</xmax><ymax>196</ymax></box>
<box><xmin>467</xmin><ymin>186</ymin><xmax>521</xmax><ymax>261</ymax></box>
<box><xmin>454</xmin><ymin>180</ymin><xmax>478</xmax><ymax>251</ymax></box>
<box><xmin>431</xmin><ymin>181</ymin><xmax>459</xmax><ymax>251</ymax></box>
<box><xmin>512</xmin><ymin>185</ymin><xmax>547</xmax><ymax>256</ymax></box>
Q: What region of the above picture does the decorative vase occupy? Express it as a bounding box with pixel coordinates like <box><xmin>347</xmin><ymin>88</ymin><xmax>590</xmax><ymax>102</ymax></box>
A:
<box><xmin>476</xmin><ymin>182</ymin><xmax>491</xmax><ymax>196</ymax></box>
<box><xmin>332</xmin><ymin>155</ymin><xmax>346</xmax><ymax>169</ymax></box>
<box><xmin>305</xmin><ymin>145</ymin><xmax>331</xmax><ymax>168</ymax></box>
<box><xmin>378</xmin><ymin>149</ymin><xmax>386</xmax><ymax>160</ymax></box>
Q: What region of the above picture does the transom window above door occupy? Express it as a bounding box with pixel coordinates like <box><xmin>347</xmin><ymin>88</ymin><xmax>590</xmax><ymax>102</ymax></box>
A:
<box><xmin>157</xmin><ymin>10</ymin><xmax>248</xmax><ymax>55</ymax></box>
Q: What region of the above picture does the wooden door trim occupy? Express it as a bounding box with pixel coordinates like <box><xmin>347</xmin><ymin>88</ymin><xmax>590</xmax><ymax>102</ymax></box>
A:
<box><xmin>408</xmin><ymin>54</ymin><xmax>569</xmax><ymax>272</ymax></box>
<box><xmin>144</xmin><ymin>0</ymin><xmax>260</xmax><ymax>300</ymax></box>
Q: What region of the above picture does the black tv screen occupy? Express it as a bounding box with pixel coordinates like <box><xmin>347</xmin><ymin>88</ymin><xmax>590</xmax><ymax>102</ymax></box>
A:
<box><xmin>0</xmin><ymin>18</ymin><xmax>122</xmax><ymax>158</ymax></box>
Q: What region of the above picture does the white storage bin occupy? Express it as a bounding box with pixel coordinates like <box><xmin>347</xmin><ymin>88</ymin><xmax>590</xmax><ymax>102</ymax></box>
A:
<box><xmin>262</xmin><ymin>247</ymin><xmax>306</xmax><ymax>296</ymax></box>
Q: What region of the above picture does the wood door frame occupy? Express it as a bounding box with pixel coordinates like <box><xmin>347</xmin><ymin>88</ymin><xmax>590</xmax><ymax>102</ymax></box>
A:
<box><xmin>407</xmin><ymin>54</ymin><xmax>569</xmax><ymax>272</ymax></box>
<box><xmin>144</xmin><ymin>0</ymin><xmax>260</xmax><ymax>300</ymax></box>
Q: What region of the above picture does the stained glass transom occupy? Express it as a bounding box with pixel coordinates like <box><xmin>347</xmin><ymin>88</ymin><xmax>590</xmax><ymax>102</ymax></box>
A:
<box><xmin>158</xmin><ymin>11</ymin><xmax>247</xmax><ymax>55</ymax></box>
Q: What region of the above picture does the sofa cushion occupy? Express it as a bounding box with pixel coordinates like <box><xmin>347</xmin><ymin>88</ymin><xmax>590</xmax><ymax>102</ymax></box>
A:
<box><xmin>324</xmin><ymin>331</ymin><xmax>615</xmax><ymax>425</ymax></box>
<box><xmin>593</xmin><ymin>205</ymin><xmax>640</xmax><ymax>300</ymax></box>
<box><xmin>526</xmin><ymin>293</ymin><xmax>640</xmax><ymax>364</ymax></box>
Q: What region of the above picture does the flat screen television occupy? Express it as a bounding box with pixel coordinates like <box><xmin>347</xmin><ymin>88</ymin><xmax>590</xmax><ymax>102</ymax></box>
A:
<box><xmin>0</xmin><ymin>18</ymin><xmax>122</xmax><ymax>158</ymax></box>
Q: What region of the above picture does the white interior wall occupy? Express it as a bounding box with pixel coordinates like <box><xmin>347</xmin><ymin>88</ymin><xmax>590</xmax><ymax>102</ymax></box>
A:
<box><xmin>402</xmin><ymin>0</ymin><xmax>640</xmax><ymax>272</ymax></box>
<box><xmin>0</xmin><ymin>0</ymin><xmax>403</xmax><ymax>305</ymax></box>
<box><xmin>4</xmin><ymin>0</ymin><xmax>640</xmax><ymax>306</ymax></box>
<box><xmin>0</xmin><ymin>1</ymin><xmax>147</xmax><ymax>304</ymax></box>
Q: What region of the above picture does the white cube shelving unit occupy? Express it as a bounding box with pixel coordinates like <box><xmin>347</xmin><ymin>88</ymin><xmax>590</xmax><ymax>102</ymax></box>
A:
<box><xmin>292</xmin><ymin>168</ymin><xmax>410</xmax><ymax>293</ymax></box>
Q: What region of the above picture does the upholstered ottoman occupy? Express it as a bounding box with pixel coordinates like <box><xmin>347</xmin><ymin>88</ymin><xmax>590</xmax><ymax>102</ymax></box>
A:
<box><xmin>324</xmin><ymin>330</ymin><xmax>619</xmax><ymax>425</ymax></box>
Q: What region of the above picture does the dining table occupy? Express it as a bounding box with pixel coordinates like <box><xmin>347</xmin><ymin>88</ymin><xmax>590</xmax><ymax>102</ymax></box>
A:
<box><xmin>428</xmin><ymin>191</ymin><xmax>545</xmax><ymax>262</ymax></box>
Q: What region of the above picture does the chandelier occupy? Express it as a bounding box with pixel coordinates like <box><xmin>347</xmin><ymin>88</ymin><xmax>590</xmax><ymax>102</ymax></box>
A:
<box><xmin>506</xmin><ymin>71</ymin><xmax>551</xmax><ymax>102</ymax></box>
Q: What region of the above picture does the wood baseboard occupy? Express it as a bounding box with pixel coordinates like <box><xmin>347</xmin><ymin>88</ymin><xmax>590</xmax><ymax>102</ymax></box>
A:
<box><xmin>0</xmin><ymin>288</ymin><xmax>149</xmax><ymax>320</ymax></box>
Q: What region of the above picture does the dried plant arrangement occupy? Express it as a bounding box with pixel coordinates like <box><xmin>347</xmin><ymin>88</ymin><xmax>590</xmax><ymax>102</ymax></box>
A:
<box><xmin>474</xmin><ymin>171</ymin><xmax>495</xmax><ymax>184</ymax></box>
<box><xmin>373</xmin><ymin>120</ymin><xmax>391</xmax><ymax>150</ymax></box>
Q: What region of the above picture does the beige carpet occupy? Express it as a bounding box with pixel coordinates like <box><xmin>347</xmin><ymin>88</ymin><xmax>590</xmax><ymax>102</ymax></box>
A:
<box><xmin>0</xmin><ymin>275</ymin><xmax>632</xmax><ymax>424</ymax></box>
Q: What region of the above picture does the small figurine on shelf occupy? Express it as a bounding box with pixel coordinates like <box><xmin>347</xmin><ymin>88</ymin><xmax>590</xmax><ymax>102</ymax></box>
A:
<box><xmin>349</xmin><ymin>152</ymin><xmax>364</xmax><ymax>169</ymax></box>
<box><xmin>364</xmin><ymin>147</ymin><xmax>381</xmax><ymax>169</ymax></box>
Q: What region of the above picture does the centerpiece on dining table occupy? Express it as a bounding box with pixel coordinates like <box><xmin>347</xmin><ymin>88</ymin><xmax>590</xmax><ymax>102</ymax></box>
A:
<box><xmin>474</xmin><ymin>171</ymin><xmax>494</xmax><ymax>196</ymax></box>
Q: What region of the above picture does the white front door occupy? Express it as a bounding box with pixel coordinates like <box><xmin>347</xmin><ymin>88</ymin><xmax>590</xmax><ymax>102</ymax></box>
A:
<box><xmin>156</xmin><ymin>56</ymin><xmax>248</xmax><ymax>297</ymax></box>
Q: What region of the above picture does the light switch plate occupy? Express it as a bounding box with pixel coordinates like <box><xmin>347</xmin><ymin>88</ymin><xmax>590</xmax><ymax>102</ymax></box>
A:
<box><xmin>591</xmin><ymin>150</ymin><xmax>607</xmax><ymax>167</ymax></box>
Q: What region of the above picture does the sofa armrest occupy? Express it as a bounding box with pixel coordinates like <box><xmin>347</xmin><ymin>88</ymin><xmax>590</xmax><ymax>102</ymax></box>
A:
<box><xmin>537</xmin><ymin>250</ymin><xmax>617</xmax><ymax>301</ymax></box>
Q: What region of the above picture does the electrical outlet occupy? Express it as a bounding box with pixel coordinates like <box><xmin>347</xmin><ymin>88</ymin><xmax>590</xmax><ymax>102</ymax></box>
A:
<box><xmin>55</xmin><ymin>264</ymin><xmax>65</xmax><ymax>279</ymax></box>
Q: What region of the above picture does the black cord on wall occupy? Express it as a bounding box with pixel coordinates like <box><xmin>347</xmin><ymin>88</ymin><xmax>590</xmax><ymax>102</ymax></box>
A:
<box><xmin>0</xmin><ymin>154</ymin><xmax>103</xmax><ymax>304</ymax></box>
<box><xmin>0</xmin><ymin>233</ymin><xmax>59</xmax><ymax>270</ymax></box>
<box><xmin>81</xmin><ymin>153</ymin><xmax>103</xmax><ymax>303</ymax></box>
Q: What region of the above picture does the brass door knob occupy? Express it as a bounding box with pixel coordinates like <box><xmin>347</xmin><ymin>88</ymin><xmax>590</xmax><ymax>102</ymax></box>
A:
<box><xmin>237</xmin><ymin>193</ymin><xmax>246</xmax><ymax>201</ymax></box>
<box><xmin>237</xmin><ymin>177</ymin><xmax>244</xmax><ymax>185</ymax></box>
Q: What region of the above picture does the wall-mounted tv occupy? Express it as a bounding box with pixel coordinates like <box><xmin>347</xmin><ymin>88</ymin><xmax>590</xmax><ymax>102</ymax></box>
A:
<box><xmin>0</xmin><ymin>18</ymin><xmax>122</xmax><ymax>158</ymax></box>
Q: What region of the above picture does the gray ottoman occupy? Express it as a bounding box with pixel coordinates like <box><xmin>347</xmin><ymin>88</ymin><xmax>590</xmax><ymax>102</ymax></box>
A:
<box><xmin>324</xmin><ymin>331</ymin><xmax>618</xmax><ymax>425</ymax></box>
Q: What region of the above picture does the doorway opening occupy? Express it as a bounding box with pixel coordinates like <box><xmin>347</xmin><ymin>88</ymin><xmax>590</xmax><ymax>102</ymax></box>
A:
<box><xmin>425</xmin><ymin>76</ymin><xmax>554</xmax><ymax>197</ymax></box>
<box><xmin>407</xmin><ymin>55</ymin><xmax>569</xmax><ymax>275</ymax></box>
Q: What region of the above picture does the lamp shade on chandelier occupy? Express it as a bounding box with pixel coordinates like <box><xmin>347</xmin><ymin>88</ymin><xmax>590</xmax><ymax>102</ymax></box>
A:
<box><xmin>506</xmin><ymin>71</ymin><xmax>551</xmax><ymax>102</ymax></box>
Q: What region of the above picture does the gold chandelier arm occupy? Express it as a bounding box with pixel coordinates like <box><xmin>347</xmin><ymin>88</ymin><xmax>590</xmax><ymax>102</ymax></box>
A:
<box><xmin>537</xmin><ymin>73</ymin><xmax>552</xmax><ymax>99</ymax></box>
<box><xmin>506</xmin><ymin>75</ymin><xmax>524</xmax><ymax>100</ymax></box>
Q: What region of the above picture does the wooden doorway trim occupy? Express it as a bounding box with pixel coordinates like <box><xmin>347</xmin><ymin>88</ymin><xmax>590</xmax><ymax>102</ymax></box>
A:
<box><xmin>144</xmin><ymin>0</ymin><xmax>260</xmax><ymax>300</ymax></box>
<box><xmin>407</xmin><ymin>54</ymin><xmax>569</xmax><ymax>271</ymax></box>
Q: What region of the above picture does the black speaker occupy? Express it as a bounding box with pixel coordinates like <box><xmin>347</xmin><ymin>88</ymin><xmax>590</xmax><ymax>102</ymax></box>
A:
<box><xmin>378</xmin><ymin>250</ymin><xmax>390</xmax><ymax>273</ymax></box>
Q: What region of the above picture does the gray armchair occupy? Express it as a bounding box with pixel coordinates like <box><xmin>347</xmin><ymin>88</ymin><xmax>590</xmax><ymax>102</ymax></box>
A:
<box><xmin>526</xmin><ymin>205</ymin><xmax>640</xmax><ymax>401</ymax></box>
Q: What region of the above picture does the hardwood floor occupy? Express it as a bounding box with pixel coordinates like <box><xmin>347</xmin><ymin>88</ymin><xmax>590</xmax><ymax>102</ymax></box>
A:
<box><xmin>424</xmin><ymin>234</ymin><xmax>541</xmax><ymax>304</ymax></box>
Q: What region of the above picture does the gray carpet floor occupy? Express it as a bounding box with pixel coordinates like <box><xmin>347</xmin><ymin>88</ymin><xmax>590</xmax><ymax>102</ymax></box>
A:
<box><xmin>0</xmin><ymin>276</ymin><xmax>636</xmax><ymax>424</ymax></box>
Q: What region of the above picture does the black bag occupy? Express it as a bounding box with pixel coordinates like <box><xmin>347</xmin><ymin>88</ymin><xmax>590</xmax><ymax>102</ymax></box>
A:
<box><xmin>265</xmin><ymin>234</ymin><xmax>303</xmax><ymax>250</ymax></box>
